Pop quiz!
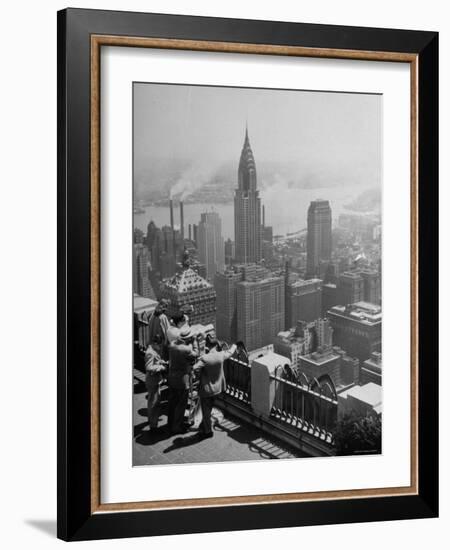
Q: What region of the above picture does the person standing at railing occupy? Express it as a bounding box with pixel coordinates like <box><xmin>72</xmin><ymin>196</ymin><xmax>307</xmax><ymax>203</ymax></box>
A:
<box><xmin>144</xmin><ymin>335</ymin><xmax>167</xmax><ymax>432</ymax></box>
<box><xmin>193</xmin><ymin>338</ymin><xmax>242</xmax><ymax>439</ymax></box>
<box><xmin>147</xmin><ymin>299</ymin><xmax>170</xmax><ymax>359</ymax></box>
<box><xmin>167</xmin><ymin>327</ymin><xmax>199</xmax><ymax>434</ymax></box>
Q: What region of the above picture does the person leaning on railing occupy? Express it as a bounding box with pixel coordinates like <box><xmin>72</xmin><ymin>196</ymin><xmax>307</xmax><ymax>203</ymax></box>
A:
<box><xmin>193</xmin><ymin>337</ymin><xmax>245</xmax><ymax>439</ymax></box>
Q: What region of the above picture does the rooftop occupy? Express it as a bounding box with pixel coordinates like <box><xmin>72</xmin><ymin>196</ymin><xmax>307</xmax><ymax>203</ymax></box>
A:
<box><xmin>329</xmin><ymin>302</ymin><xmax>382</xmax><ymax>324</ymax></box>
<box><xmin>290</xmin><ymin>278</ymin><xmax>322</xmax><ymax>288</ymax></box>
<box><xmin>301</xmin><ymin>348</ymin><xmax>339</xmax><ymax>365</ymax></box>
<box><xmin>162</xmin><ymin>267</ymin><xmax>213</xmax><ymax>294</ymax></box>
<box><xmin>339</xmin><ymin>382</ymin><xmax>382</xmax><ymax>407</ymax></box>
<box><xmin>133</xmin><ymin>368</ymin><xmax>305</xmax><ymax>465</ymax></box>
<box><xmin>340</xmin><ymin>271</ymin><xmax>363</xmax><ymax>280</ymax></box>
<box><xmin>133</xmin><ymin>294</ymin><xmax>158</xmax><ymax>315</ymax></box>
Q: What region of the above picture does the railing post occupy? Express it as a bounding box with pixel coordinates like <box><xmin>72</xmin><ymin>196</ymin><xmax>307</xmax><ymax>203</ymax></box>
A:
<box><xmin>251</xmin><ymin>354</ymin><xmax>291</xmax><ymax>417</ymax></box>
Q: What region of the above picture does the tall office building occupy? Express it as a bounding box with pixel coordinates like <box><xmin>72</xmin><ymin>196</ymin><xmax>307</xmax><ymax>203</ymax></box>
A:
<box><xmin>214</xmin><ymin>263</ymin><xmax>269</xmax><ymax>344</ymax></box>
<box><xmin>338</xmin><ymin>271</ymin><xmax>365</xmax><ymax>305</ymax></box>
<box><xmin>315</xmin><ymin>317</ymin><xmax>333</xmax><ymax>350</ymax></box>
<box><xmin>285</xmin><ymin>278</ymin><xmax>323</xmax><ymax>328</ymax></box>
<box><xmin>234</xmin><ymin>126</ymin><xmax>262</xmax><ymax>263</ymax></box>
<box><xmin>197</xmin><ymin>212</ymin><xmax>225</xmax><ymax>281</ymax></box>
<box><xmin>224</xmin><ymin>239</ymin><xmax>235</xmax><ymax>265</ymax></box>
<box><xmin>215</xmin><ymin>269</ymin><xmax>242</xmax><ymax>342</ymax></box>
<box><xmin>236</xmin><ymin>275</ymin><xmax>285</xmax><ymax>352</ymax></box>
<box><xmin>306</xmin><ymin>200</ymin><xmax>332</xmax><ymax>278</ymax></box>
<box><xmin>360</xmin><ymin>269</ymin><xmax>381</xmax><ymax>305</ymax></box>
<box><xmin>133</xmin><ymin>243</ymin><xmax>154</xmax><ymax>299</ymax></box>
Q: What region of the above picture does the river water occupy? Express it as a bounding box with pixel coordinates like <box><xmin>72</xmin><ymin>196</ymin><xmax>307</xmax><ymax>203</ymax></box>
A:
<box><xmin>134</xmin><ymin>184</ymin><xmax>369</xmax><ymax>240</ymax></box>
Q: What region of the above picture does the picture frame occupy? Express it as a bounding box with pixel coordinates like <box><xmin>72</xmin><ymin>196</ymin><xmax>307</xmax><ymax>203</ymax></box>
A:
<box><xmin>57</xmin><ymin>7</ymin><xmax>438</xmax><ymax>541</ymax></box>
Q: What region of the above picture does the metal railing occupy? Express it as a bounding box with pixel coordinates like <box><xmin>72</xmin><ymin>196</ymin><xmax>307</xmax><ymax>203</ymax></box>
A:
<box><xmin>134</xmin><ymin>316</ymin><xmax>337</xmax><ymax>448</ymax></box>
<box><xmin>223</xmin><ymin>351</ymin><xmax>251</xmax><ymax>405</ymax></box>
<box><xmin>270</xmin><ymin>365</ymin><xmax>338</xmax><ymax>443</ymax></box>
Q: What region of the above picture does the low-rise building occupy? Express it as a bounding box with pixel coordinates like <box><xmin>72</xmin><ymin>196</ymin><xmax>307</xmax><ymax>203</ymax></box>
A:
<box><xmin>299</xmin><ymin>348</ymin><xmax>342</xmax><ymax>387</ymax></box>
<box><xmin>338</xmin><ymin>382</ymin><xmax>382</xmax><ymax>418</ymax></box>
<box><xmin>361</xmin><ymin>351</ymin><xmax>382</xmax><ymax>385</ymax></box>
<box><xmin>328</xmin><ymin>301</ymin><xmax>382</xmax><ymax>363</ymax></box>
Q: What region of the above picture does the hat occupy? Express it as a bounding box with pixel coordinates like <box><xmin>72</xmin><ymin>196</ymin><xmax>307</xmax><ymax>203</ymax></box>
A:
<box><xmin>179</xmin><ymin>327</ymin><xmax>194</xmax><ymax>341</ymax></box>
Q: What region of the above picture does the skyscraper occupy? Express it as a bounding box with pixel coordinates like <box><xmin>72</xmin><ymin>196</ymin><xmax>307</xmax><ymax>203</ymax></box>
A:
<box><xmin>224</xmin><ymin>238</ymin><xmax>235</xmax><ymax>265</ymax></box>
<box><xmin>306</xmin><ymin>200</ymin><xmax>332</xmax><ymax>278</ymax></box>
<box><xmin>285</xmin><ymin>278</ymin><xmax>323</xmax><ymax>328</ymax></box>
<box><xmin>234</xmin><ymin>126</ymin><xmax>262</xmax><ymax>263</ymax></box>
<box><xmin>338</xmin><ymin>271</ymin><xmax>364</xmax><ymax>305</ymax></box>
<box><xmin>133</xmin><ymin>243</ymin><xmax>155</xmax><ymax>299</ymax></box>
<box><xmin>215</xmin><ymin>263</ymin><xmax>280</xmax><ymax>349</ymax></box>
<box><xmin>215</xmin><ymin>269</ymin><xmax>242</xmax><ymax>342</ymax></box>
<box><xmin>197</xmin><ymin>212</ymin><xmax>225</xmax><ymax>281</ymax></box>
<box><xmin>236</xmin><ymin>275</ymin><xmax>285</xmax><ymax>352</ymax></box>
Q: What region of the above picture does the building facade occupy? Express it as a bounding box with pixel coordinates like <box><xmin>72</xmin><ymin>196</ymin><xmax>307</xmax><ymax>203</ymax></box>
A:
<box><xmin>360</xmin><ymin>351</ymin><xmax>382</xmax><ymax>385</ymax></box>
<box><xmin>224</xmin><ymin>238</ymin><xmax>235</xmax><ymax>265</ymax></box>
<box><xmin>234</xmin><ymin>127</ymin><xmax>262</xmax><ymax>263</ymax></box>
<box><xmin>285</xmin><ymin>278</ymin><xmax>322</xmax><ymax>328</ymax></box>
<box><xmin>214</xmin><ymin>269</ymin><xmax>242</xmax><ymax>342</ymax></box>
<box><xmin>299</xmin><ymin>348</ymin><xmax>342</xmax><ymax>387</ymax></box>
<box><xmin>322</xmin><ymin>283</ymin><xmax>339</xmax><ymax>316</ymax></box>
<box><xmin>306</xmin><ymin>199</ymin><xmax>332</xmax><ymax>278</ymax></box>
<box><xmin>360</xmin><ymin>269</ymin><xmax>381</xmax><ymax>305</ymax></box>
<box><xmin>328</xmin><ymin>302</ymin><xmax>382</xmax><ymax>363</ymax></box>
<box><xmin>338</xmin><ymin>271</ymin><xmax>365</xmax><ymax>306</ymax></box>
<box><xmin>236</xmin><ymin>275</ymin><xmax>285</xmax><ymax>352</ymax></box>
<box><xmin>274</xmin><ymin>321</ymin><xmax>314</xmax><ymax>371</ymax></box>
<box><xmin>133</xmin><ymin>243</ymin><xmax>154</xmax><ymax>299</ymax></box>
<box><xmin>160</xmin><ymin>254</ymin><xmax>217</xmax><ymax>326</ymax></box>
<box><xmin>197</xmin><ymin>211</ymin><xmax>225</xmax><ymax>281</ymax></box>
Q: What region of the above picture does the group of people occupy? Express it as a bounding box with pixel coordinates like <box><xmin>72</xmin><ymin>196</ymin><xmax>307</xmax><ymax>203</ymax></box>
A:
<box><xmin>143</xmin><ymin>300</ymin><xmax>242</xmax><ymax>438</ymax></box>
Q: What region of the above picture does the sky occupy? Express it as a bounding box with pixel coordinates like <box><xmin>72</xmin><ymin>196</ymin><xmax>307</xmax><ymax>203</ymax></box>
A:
<box><xmin>133</xmin><ymin>82</ymin><xmax>381</xmax><ymax>198</ymax></box>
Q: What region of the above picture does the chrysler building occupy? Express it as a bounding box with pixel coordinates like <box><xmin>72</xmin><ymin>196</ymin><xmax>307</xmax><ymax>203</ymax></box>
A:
<box><xmin>234</xmin><ymin>126</ymin><xmax>262</xmax><ymax>263</ymax></box>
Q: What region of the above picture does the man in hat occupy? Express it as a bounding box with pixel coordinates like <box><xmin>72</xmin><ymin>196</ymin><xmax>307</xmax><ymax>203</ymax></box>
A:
<box><xmin>167</xmin><ymin>326</ymin><xmax>199</xmax><ymax>434</ymax></box>
<box><xmin>194</xmin><ymin>338</ymin><xmax>242</xmax><ymax>438</ymax></box>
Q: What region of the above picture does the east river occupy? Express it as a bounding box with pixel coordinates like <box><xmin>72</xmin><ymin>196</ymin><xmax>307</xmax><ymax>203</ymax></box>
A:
<box><xmin>134</xmin><ymin>184</ymin><xmax>372</xmax><ymax>240</ymax></box>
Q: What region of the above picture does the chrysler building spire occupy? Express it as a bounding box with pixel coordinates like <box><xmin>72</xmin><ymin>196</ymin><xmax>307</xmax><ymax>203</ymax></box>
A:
<box><xmin>234</xmin><ymin>124</ymin><xmax>262</xmax><ymax>263</ymax></box>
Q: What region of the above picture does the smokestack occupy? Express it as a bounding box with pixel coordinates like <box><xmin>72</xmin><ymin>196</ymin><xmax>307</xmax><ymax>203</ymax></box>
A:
<box><xmin>188</xmin><ymin>224</ymin><xmax>192</xmax><ymax>241</ymax></box>
<box><xmin>180</xmin><ymin>201</ymin><xmax>185</xmax><ymax>241</ymax></box>
<box><xmin>263</xmin><ymin>205</ymin><xmax>266</xmax><ymax>227</ymax></box>
<box><xmin>169</xmin><ymin>199</ymin><xmax>174</xmax><ymax>231</ymax></box>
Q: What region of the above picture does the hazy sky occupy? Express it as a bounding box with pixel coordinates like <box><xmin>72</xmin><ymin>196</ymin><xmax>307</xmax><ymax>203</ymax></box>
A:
<box><xmin>133</xmin><ymin>82</ymin><xmax>381</xmax><ymax>195</ymax></box>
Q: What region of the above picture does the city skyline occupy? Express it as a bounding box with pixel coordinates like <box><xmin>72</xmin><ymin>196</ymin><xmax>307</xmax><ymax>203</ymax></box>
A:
<box><xmin>133</xmin><ymin>83</ymin><xmax>382</xmax><ymax>203</ymax></box>
<box><xmin>133</xmin><ymin>83</ymin><xmax>383</xmax><ymax>466</ymax></box>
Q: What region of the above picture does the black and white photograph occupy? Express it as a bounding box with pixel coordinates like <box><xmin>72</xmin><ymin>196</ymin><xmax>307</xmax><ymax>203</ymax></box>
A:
<box><xmin>132</xmin><ymin>82</ymin><xmax>382</xmax><ymax>466</ymax></box>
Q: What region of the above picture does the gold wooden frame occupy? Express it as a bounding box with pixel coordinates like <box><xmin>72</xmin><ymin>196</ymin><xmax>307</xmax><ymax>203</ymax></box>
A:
<box><xmin>90</xmin><ymin>35</ymin><xmax>419</xmax><ymax>514</ymax></box>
